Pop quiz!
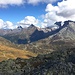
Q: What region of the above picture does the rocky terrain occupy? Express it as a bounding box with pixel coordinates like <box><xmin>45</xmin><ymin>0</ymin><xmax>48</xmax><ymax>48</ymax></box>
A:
<box><xmin>0</xmin><ymin>48</ymin><xmax>75</xmax><ymax>75</ymax></box>
<box><xmin>1</xmin><ymin>24</ymin><xmax>59</xmax><ymax>44</ymax></box>
<box><xmin>52</xmin><ymin>20</ymin><xmax>75</xmax><ymax>41</ymax></box>
<box><xmin>0</xmin><ymin>37</ymin><xmax>37</xmax><ymax>62</ymax></box>
<box><xmin>0</xmin><ymin>20</ymin><xmax>75</xmax><ymax>75</ymax></box>
<box><xmin>1</xmin><ymin>20</ymin><xmax>75</xmax><ymax>44</ymax></box>
<box><xmin>13</xmin><ymin>20</ymin><xmax>75</xmax><ymax>54</ymax></box>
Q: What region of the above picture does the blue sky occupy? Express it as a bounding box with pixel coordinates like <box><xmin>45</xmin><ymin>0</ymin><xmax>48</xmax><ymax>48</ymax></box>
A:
<box><xmin>0</xmin><ymin>4</ymin><xmax>46</xmax><ymax>23</ymax></box>
<box><xmin>0</xmin><ymin>0</ymin><xmax>62</xmax><ymax>23</ymax></box>
<box><xmin>0</xmin><ymin>0</ymin><xmax>75</xmax><ymax>29</ymax></box>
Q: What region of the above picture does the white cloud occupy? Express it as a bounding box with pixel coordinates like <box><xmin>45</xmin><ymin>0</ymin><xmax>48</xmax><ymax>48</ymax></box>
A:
<box><xmin>42</xmin><ymin>0</ymin><xmax>75</xmax><ymax>27</ymax></box>
<box><xmin>0</xmin><ymin>19</ymin><xmax>4</xmax><ymax>28</ymax></box>
<box><xmin>0</xmin><ymin>0</ymin><xmax>25</xmax><ymax>8</ymax></box>
<box><xmin>0</xmin><ymin>0</ymin><xmax>75</xmax><ymax>29</ymax></box>
<box><xmin>0</xmin><ymin>16</ymin><xmax>40</xmax><ymax>29</ymax></box>
<box><xmin>5</xmin><ymin>21</ymin><xmax>17</xmax><ymax>29</ymax></box>
<box><xmin>27</xmin><ymin>0</ymin><xmax>57</xmax><ymax>5</ymax></box>
<box><xmin>18</xmin><ymin>16</ymin><xmax>39</xmax><ymax>28</ymax></box>
<box><xmin>0</xmin><ymin>0</ymin><xmax>58</xmax><ymax>8</ymax></box>
<box><xmin>0</xmin><ymin>19</ymin><xmax>17</xmax><ymax>29</ymax></box>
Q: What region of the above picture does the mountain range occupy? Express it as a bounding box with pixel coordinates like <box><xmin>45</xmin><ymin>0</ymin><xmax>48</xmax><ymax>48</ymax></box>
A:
<box><xmin>0</xmin><ymin>20</ymin><xmax>75</xmax><ymax>54</ymax></box>
<box><xmin>0</xmin><ymin>20</ymin><xmax>75</xmax><ymax>44</ymax></box>
<box><xmin>0</xmin><ymin>20</ymin><xmax>75</xmax><ymax>74</ymax></box>
<box><xmin>0</xmin><ymin>24</ymin><xmax>58</xmax><ymax>44</ymax></box>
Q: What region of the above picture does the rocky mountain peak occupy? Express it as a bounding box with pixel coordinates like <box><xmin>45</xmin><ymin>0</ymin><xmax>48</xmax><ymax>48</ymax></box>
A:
<box><xmin>54</xmin><ymin>20</ymin><xmax>75</xmax><ymax>28</ymax></box>
<box><xmin>52</xmin><ymin>20</ymin><xmax>75</xmax><ymax>41</ymax></box>
<box><xmin>64</xmin><ymin>20</ymin><xmax>75</xmax><ymax>31</ymax></box>
<box><xmin>55</xmin><ymin>21</ymin><xmax>62</xmax><ymax>27</ymax></box>
<box><xmin>28</xmin><ymin>24</ymin><xmax>36</xmax><ymax>29</ymax></box>
<box><xmin>63</xmin><ymin>20</ymin><xmax>74</xmax><ymax>27</ymax></box>
<box><xmin>17</xmin><ymin>26</ymin><xmax>23</xmax><ymax>30</ymax></box>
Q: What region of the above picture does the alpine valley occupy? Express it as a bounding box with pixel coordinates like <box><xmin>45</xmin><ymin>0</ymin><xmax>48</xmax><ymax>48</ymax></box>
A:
<box><xmin>0</xmin><ymin>20</ymin><xmax>75</xmax><ymax>75</ymax></box>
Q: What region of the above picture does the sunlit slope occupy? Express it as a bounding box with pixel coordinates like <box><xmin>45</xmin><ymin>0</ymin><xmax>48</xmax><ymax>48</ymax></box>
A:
<box><xmin>0</xmin><ymin>44</ymin><xmax>37</xmax><ymax>62</ymax></box>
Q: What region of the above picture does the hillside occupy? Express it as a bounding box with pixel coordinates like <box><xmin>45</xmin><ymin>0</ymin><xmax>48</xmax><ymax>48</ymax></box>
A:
<box><xmin>20</xmin><ymin>36</ymin><xmax>75</xmax><ymax>54</ymax></box>
<box><xmin>0</xmin><ymin>36</ymin><xmax>20</xmax><ymax>49</ymax></box>
<box><xmin>52</xmin><ymin>20</ymin><xmax>75</xmax><ymax>41</ymax></box>
<box><xmin>0</xmin><ymin>44</ymin><xmax>37</xmax><ymax>62</ymax></box>
<box><xmin>0</xmin><ymin>48</ymin><xmax>75</xmax><ymax>75</ymax></box>
<box><xmin>1</xmin><ymin>20</ymin><xmax>75</xmax><ymax>45</ymax></box>
<box><xmin>1</xmin><ymin>24</ymin><xmax>58</xmax><ymax>44</ymax></box>
<box><xmin>5</xmin><ymin>20</ymin><xmax>75</xmax><ymax>54</ymax></box>
<box><xmin>0</xmin><ymin>20</ymin><xmax>74</xmax><ymax>75</ymax></box>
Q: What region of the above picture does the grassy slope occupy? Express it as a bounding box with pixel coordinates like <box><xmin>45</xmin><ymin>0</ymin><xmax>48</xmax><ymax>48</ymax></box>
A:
<box><xmin>0</xmin><ymin>48</ymin><xmax>75</xmax><ymax>75</ymax></box>
<box><xmin>0</xmin><ymin>44</ymin><xmax>37</xmax><ymax>62</ymax></box>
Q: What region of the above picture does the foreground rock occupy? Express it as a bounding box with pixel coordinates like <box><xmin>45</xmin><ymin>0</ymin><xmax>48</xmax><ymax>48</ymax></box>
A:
<box><xmin>0</xmin><ymin>48</ymin><xmax>75</xmax><ymax>75</ymax></box>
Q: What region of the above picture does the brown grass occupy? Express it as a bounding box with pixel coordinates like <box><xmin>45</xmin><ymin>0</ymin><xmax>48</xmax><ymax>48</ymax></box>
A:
<box><xmin>0</xmin><ymin>44</ymin><xmax>37</xmax><ymax>62</ymax></box>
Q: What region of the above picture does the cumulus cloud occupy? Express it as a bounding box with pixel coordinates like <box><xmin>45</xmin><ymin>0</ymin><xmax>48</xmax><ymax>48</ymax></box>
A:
<box><xmin>0</xmin><ymin>19</ymin><xmax>16</xmax><ymax>29</ymax></box>
<box><xmin>18</xmin><ymin>16</ymin><xmax>39</xmax><ymax>28</ymax></box>
<box><xmin>0</xmin><ymin>16</ymin><xmax>40</xmax><ymax>29</ymax></box>
<box><xmin>5</xmin><ymin>21</ymin><xmax>17</xmax><ymax>29</ymax></box>
<box><xmin>0</xmin><ymin>0</ymin><xmax>75</xmax><ymax>28</ymax></box>
<box><xmin>42</xmin><ymin>0</ymin><xmax>75</xmax><ymax>27</ymax></box>
<box><xmin>0</xmin><ymin>0</ymin><xmax>58</xmax><ymax>8</ymax></box>
<box><xmin>0</xmin><ymin>19</ymin><xmax>4</xmax><ymax>28</ymax></box>
<box><xmin>27</xmin><ymin>0</ymin><xmax>57</xmax><ymax>5</ymax></box>
<box><xmin>0</xmin><ymin>0</ymin><xmax>25</xmax><ymax>8</ymax></box>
